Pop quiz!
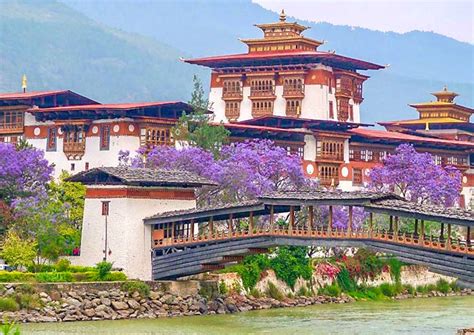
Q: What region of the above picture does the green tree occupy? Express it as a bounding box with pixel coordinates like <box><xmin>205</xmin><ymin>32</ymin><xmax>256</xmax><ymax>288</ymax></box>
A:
<box><xmin>0</xmin><ymin>231</ymin><xmax>37</xmax><ymax>268</ymax></box>
<box><xmin>173</xmin><ymin>75</ymin><xmax>229</xmax><ymax>157</ymax></box>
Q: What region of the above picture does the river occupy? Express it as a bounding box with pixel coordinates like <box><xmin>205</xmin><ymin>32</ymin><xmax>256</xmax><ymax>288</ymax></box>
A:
<box><xmin>22</xmin><ymin>296</ymin><xmax>474</xmax><ymax>335</ymax></box>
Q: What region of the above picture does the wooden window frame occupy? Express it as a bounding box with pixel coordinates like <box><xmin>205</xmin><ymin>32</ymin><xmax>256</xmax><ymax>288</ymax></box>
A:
<box><xmin>46</xmin><ymin>127</ymin><xmax>57</xmax><ymax>152</ymax></box>
<box><xmin>99</xmin><ymin>125</ymin><xmax>111</xmax><ymax>151</ymax></box>
<box><xmin>353</xmin><ymin>168</ymin><xmax>363</xmax><ymax>185</ymax></box>
<box><xmin>0</xmin><ymin>110</ymin><xmax>24</xmax><ymax>134</ymax></box>
<box><xmin>140</xmin><ymin>126</ymin><xmax>173</xmax><ymax>147</ymax></box>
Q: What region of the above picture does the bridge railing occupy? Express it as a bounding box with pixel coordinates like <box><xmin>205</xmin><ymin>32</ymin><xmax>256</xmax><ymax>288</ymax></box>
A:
<box><xmin>152</xmin><ymin>226</ymin><xmax>474</xmax><ymax>256</ymax></box>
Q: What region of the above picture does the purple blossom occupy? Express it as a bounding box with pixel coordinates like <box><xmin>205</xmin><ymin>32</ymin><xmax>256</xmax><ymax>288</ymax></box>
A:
<box><xmin>0</xmin><ymin>143</ymin><xmax>53</xmax><ymax>212</ymax></box>
<box><xmin>121</xmin><ymin>139</ymin><xmax>315</xmax><ymax>205</ymax></box>
<box><xmin>369</xmin><ymin>144</ymin><xmax>462</xmax><ymax>206</ymax></box>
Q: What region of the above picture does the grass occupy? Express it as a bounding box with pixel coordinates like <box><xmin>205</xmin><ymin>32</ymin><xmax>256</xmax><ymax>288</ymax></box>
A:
<box><xmin>121</xmin><ymin>281</ymin><xmax>150</xmax><ymax>298</ymax></box>
<box><xmin>266</xmin><ymin>282</ymin><xmax>284</xmax><ymax>301</ymax></box>
<box><xmin>0</xmin><ymin>298</ymin><xmax>19</xmax><ymax>312</ymax></box>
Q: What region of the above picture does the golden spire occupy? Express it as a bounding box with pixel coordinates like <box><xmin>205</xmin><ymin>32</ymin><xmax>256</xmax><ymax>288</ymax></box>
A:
<box><xmin>279</xmin><ymin>9</ymin><xmax>286</xmax><ymax>22</ymax></box>
<box><xmin>21</xmin><ymin>74</ymin><xmax>27</xmax><ymax>93</ymax></box>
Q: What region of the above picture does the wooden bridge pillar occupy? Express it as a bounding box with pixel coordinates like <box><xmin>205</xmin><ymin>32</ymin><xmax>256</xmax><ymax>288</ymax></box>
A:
<box><xmin>208</xmin><ymin>217</ymin><xmax>214</xmax><ymax>239</ymax></box>
<box><xmin>369</xmin><ymin>212</ymin><xmax>374</xmax><ymax>236</ymax></box>
<box><xmin>249</xmin><ymin>211</ymin><xmax>254</xmax><ymax>235</ymax></box>
<box><xmin>389</xmin><ymin>216</ymin><xmax>393</xmax><ymax>233</ymax></box>
<box><xmin>447</xmin><ymin>224</ymin><xmax>452</xmax><ymax>247</ymax></box>
<box><xmin>468</xmin><ymin>226</ymin><xmax>472</xmax><ymax>247</ymax></box>
<box><xmin>348</xmin><ymin>206</ymin><xmax>353</xmax><ymax>234</ymax></box>
<box><xmin>228</xmin><ymin>214</ymin><xmax>233</xmax><ymax>236</ymax></box>
<box><xmin>308</xmin><ymin>205</ymin><xmax>314</xmax><ymax>233</ymax></box>
<box><xmin>420</xmin><ymin>220</ymin><xmax>425</xmax><ymax>241</ymax></box>
<box><xmin>270</xmin><ymin>205</ymin><xmax>274</xmax><ymax>233</ymax></box>
<box><xmin>414</xmin><ymin>219</ymin><xmax>419</xmax><ymax>237</ymax></box>
<box><xmin>328</xmin><ymin>205</ymin><xmax>333</xmax><ymax>233</ymax></box>
<box><xmin>289</xmin><ymin>206</ymin><xmax>295</xmax><ymax>235</ymax></box>
<box><xmin>190</xmin><ymin>219</ymin><xmax>195</xmax><ymax>239</ymax></box>
<box><xmin>171</xmin><ymin>222</ymin><xmax>175</xmax><ymax>241</ymax></box>
<box><xmin>394</xmin><ymin>216</ymin><xmax>399</xmax><ymax>238</ymax></box>
<box><xmin>440</xmin><ymin>222</ymin><xmax>445</xmax><ymax>242</ymax></box>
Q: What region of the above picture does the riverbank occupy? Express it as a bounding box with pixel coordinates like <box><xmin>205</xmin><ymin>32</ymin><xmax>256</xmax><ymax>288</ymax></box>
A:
<box><xmin>0</xmin><ymin>280</ymin><xmax>472</xmax><ymax>323</ymax></box>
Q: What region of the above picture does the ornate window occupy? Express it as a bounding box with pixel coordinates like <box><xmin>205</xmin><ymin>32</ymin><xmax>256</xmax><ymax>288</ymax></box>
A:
<box><xmin>318</xmin><ymin>164</ymin><xmax>339</xmax><ymax>186</ymax></box>
<box><xmin>250</xmin><ymin>79</ymin><xmax>275</xmax><ymax>98</ymax></box>
<box><xmin>316</xmin><ymin>139</ymin><xmax>345</xmax><ymax>161</ymax></box>
<box><xmin>99</xmin><ymin>125</ymin><xmax>110</xmax><ymax>151</ymax></box>
<box><xmin>353</xmin><ymin>168</ymin><xmax>363</xmax><ymax>185</ymax></box>
<box><xmin>0</xmin><ymin>110</ymin><xmax>24</xmax><ymax>134</ymax></box>
<box><xmin>337</xmin><ymin>98</ymin><xmax>350</xmax><ymax>121</ymax></box>
<box><xmin>286</xmin><ymin>99</ymin><xmax>301</xmax><ymax>116</ymax></box>
<box><xmin>252</xmin><ymin>100</ymin><xmax>274</xmax><ymax>117</ymax></box>
<box><xmin>283</xmin><ymin>77</ymin><xmax>304</xmax><ymax>97</ymax></box>
<box><xmin>140</xmin><ymin>127</ymin><xmax>173</xmax><ymax>147</ymax></box>
<box><xmin>63</xmin><ymin>125</ymin><xmax>87</xmax><ymax>160</ymax></box>
<box><xmin>222</xmin><ymin>79</ymin><xmax>242</xmax><ymax>99</ymax></box>
<box><xmin>329</xmin><ymin>101</ymin><xmax>334</xmax><ymax>119</ymax></box>
<box><xmin>46</xmin><ymin>127</ymin><xmax>57</xmax><ymax>152</ymax></box>
<box><xmin>225</xmin><ymin>101</ymin><xmax>240</xmax><ymax>121</ymax></box>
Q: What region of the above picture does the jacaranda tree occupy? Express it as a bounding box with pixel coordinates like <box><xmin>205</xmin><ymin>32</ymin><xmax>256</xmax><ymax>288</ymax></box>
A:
<box><xmin>369</xmin><ymin>144</ymin><xmax>462</xmax><ymax>206</ymax></box>
<box><xmin>120</xmin><ymin>139</ymin><xmax>314</xmax><ymax>205</ymax></box>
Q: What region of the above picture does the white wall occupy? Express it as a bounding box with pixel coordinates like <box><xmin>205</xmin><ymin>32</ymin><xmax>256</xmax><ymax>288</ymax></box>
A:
<box><xmin>239</xmin><ymin>86</ymin><xmax>253</xmax><ymax>121</ymax></box>
<box><xmin>273</xmin><ymin>86</ymin><xmax>286</xmax><ymax>117</ymax></box>
<box><xmin>209</xmin><ymin>87</ymin><xmax>226</xmax><ymax>123</ymax></box>
<box><xmin>28</xmin><ymin>135</ymin><xmax>140</xmax><ymax>178</ymax></box>
<box><xmin>303</xmin><ymin>134</ymin><xmax>316</xmax><ymax>161</ymax></box>
<box><xmin>302</xmin><ymin>84</ymin><xmax>328</xmax><ymax>119</ymax></box>
<box><xmin>79</xmin><ymin>189</ymin><xmax>196</xmax><ymax>280</ymax></box>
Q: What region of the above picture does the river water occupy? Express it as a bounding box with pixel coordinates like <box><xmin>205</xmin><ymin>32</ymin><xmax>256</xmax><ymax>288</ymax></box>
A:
<box><xmin>22</xmin><ymin>296</ymin><xmax>474</xmax><ymax>335</ymax></box>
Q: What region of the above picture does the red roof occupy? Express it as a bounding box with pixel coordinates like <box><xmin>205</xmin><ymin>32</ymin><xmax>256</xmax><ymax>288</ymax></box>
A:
<box><xmin>350</xmin><ymin>128</ymin><xmax>474</xmax><ymax>148</ymax></box>
<box><xmin>0</xmin><ymin>90</ymin><xmax>69</xmax><ymax>100</ymax></box>
<box><xmin>29</xmin><ymin>101</ymin><xmax>187</xmax><ymax>113</ymax></box>
<box><xmin>184</xmin><ymin>50</ymin><xmax>384</xmax><ymax>71</ymax></box>
<box><xmin>0</xmin><ymin>90</ymin><xmax>98</xmax><ymax>104</ymax></box>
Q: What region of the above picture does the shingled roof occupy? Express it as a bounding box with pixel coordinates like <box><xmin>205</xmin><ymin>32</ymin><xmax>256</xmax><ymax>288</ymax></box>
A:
<box><xmin>68</xmin><ymin>167</ymin><xmax>217</xmax><ymax>188</ymax></box>
<box><xmin>364</xmin><ymin>199</ymin><xmax>474</xmax><ymax>227</ymax></box>
<box><xmin>260</xmin><ymin>190</ymin><xmax>401</xmax><ymax>205</ymax></box>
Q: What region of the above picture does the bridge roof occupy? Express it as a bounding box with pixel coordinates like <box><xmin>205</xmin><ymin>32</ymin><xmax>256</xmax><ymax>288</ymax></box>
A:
<box><xmin>365</xmin><ymin>199</ymin><xmax>474</xmax><ymax>227</ymax></box>
<box><xmin>144</xmin><ymin>190</ymin><xmax>399</xmax><ymax>225</ymax></box>
<box><xmin>68</xmin><ymin>167</ymin><xmax>217</xmax><ymax>188</ymax></box>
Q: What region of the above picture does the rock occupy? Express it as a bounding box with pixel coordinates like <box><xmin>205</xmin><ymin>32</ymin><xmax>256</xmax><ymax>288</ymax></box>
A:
<box><xmin>127</xmin><ymin>299</ymin><xmax>141</xmax><ymax>309</ymax></box>
<box><xmin>39</xmin><ymin>292</ymin><xmax>49</xmax><ymax>298</ymax></box>
<box><xmin>198</xmin><ymin>301</ymin><xmax>208</xmax><ymax>314</ymax></box>
<box><xmin>149</xmin><ymin>291</ymin><xmax>160</xmax><ymax>300</ymax></box>
<box><xmin>83</xmin><ymin>308</ymin><xmax>96</xmax><ymax>317</ymax></box>
<box><xmin>37</xmin><ymin>316</ymin><xmax>57</xmax><ymax>322</ymax></box>
<box><xmin>65</xmin><ymin>298</ymin><xmax>81</xmax><ymax>307</ymax></box>
<box><xmin>100</xmin><ymin>297</ymin><xmax>111</xmax><ymax>306</ymax></box>
<box><xmin>111</xmin><ymin>301</ymin><xmax>129</xmax><ymax>311</ymax></box>
<box><xmin>63</xmin><ymin>314</ymin><xmax>78</xmax><ymax>321</ymax></box>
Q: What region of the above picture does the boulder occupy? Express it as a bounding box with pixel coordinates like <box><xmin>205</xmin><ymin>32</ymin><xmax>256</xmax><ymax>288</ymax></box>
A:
<box><xmin>111</xmin><ymin>301</ymin><xmax>129</xmax><ymax>311</ymax></box>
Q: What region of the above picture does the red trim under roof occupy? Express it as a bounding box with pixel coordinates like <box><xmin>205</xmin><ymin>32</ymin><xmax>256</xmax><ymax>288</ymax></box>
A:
<box><xmin>28</xmin><ymin>101</ymin><xmax>188</xmax><ymax>113</ymax></box>
<box><xmin>350</xmin><ymin>128</ymin><xmax>474</xmax><ymax>148</ymax></box>
<box><xmin>184</xmin><ymin>50</ymin><xmax>384</xmax><ymax>70</ymax></box>
<box><xmin>0</xmin><ymin>90</ymin><xmax>99</xmax><ymax>104</ymax></box>
<box><xmin>217</xmin><ymin>122</ymin><xmax>312</xmax><ymax>135</ymax></box>
<box><xmin>239</xmin><ymin>115</ymin><xmax>372</xmax><ymax>129</ymax></box>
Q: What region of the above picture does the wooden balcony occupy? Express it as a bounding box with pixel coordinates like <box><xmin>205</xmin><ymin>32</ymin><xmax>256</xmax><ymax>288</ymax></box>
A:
<box><xmin>0</xmin><ymin>122</ymin><xmax>23</xmax><ymax>135</ymax></box>
<box><xmin>316</xmin><ymin>151</ymin><xmax>344</xmax><ymax>162</ymax></box>
<box><xmin>222</xmin><ymin>91</ymin><xmax>243</xmax><ymax>100</ymax></box>
<box><xmin>335</xmin><ymin>84</ymin><xmax>352</xmax><ymax>98</ymax></box>
<box><xmin>249</xmin><ymin>90</ymin><xmax>276</xmax><ymax>99</ymax></box>
<box><xmin>283</xmin><ymin>86</ymin><xmax>304</xmax><ymax>98</ymax></box>
<box><xmin>318</xmin><ymin>176</ymin><xmax>340</xmax><ymax>187</ymax></box>
<box><xmin>63</xmin><ymin>142</ymin><xmax>86</xmax><ymax>160</ymax></box>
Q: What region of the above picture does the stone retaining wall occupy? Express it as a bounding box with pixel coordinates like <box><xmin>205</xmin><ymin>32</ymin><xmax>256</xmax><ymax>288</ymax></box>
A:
<box><xmin>0</xmin><ymin>281</ymin><xmax>472</xmax><ymax>323</ymax></box>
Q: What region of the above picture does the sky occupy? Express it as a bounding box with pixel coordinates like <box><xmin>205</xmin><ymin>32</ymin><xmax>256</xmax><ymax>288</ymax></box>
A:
<box><xmin>254</xmin><ymin>0</ymin><xmax>473</xmax><ymax>44</ymax></box>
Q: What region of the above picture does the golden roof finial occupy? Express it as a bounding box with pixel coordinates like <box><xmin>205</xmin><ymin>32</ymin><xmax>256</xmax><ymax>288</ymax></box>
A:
<box><xmin>21</xmin><ymin>74</ymin><xmax>27</xmax><ymax>93</ymax></box>
<box><xmin>279</xmin><ymin>9</ymin><xmax>286</xmax><ymax>22</ymax></box>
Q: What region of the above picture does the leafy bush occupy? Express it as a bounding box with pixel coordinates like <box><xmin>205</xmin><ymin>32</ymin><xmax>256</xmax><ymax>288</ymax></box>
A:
<box><xmin>270</xmin><ymin>246</ymin><xmax>312</xmax><ymax>289</ymax></box>
<box><xmin>249</xmin><ymin>288</ymin><xmax>261</xmax><ymax>298</ymax></box>
<box><xmin>0</xmin><ymin>271</ymin><xmax>35</xmax><ymax>283</ymax></box>
<box><xmin>218</xmin><ymin>281</ymin><xmax>228</xmax><ymax>295</ymax></box>
<box><xmin>104</xmin><ymin>272</ymin><xmax>127</xmax><ymax>281</ymax></box>
<box><xmin>336</xmin><ymin>268</ymin><xmax>357</xmax><ymax>292</ymax></box>
<box><xmin>0</xmin><ymin>298</ymin><xmax>19</xmax><ymax>311</ymax></box>
<box><xmin>15</xmin><ymin>283</ymin><xmax>35</xmax><ymax>294</ymax></box>
<box><xmin>35</xmin><ymin>272</ymin><xmax>73</xmax><ymax>283</ymax></box>
<box><xmin>71</xmin><ymin>272</ymin><xmax>95</xmax><ymax>282</ymax></box>
<box><xmin>266</xmin><ymin>282</ymin><xmax>284</xmax><ymax>301</ymax></box>
<box><xmin>403</xmin><ymin>284</ymin><xmax>415</xmax><ymax>296</ymax></box>
<box><xmin>354</xmin><ymin>249</ymin><xmax>385</xmax><ymax>281</ymax></box>
<box><xmin>69</xmin><ymin>265</ymin><xmax>96</xmax><ymax>273</ymax></box>
<box><xmin>450</xmin><ymin>280</ymin><xmax>460</xmax><ymax>292</ymax></box>
<box><xmin>426</xmin><ymin>283</ymin><xmax>437</xmax><ymax>292</ymax></box>
<box><xmin>95</xmin><ymin>261</ymin><xmax>113</xmax><ymax>281</ymax></box>
<box><xmin>121</xmin><ymin>281</ymin><xmax>150</xmax><ymax>297</ymax></box>
<box><xmin>0</xmin><ymin>318</ymin><xmax>20</xmax><ymax>335</ymax></box>
<box><xmin>436</xmin><ymin>279</ymin><xmax>451</xmax><ymax>294</ymax></box>
<box><xmin>387</xmin><ymin>258</ymin><xmax>402</xmax><ymax>284</ymax></box>
<box><xmin>379</xmin><ymin>283</ymin><xmax>397</xmax><ymax>297</ymax></box>
<box><xmin>319</xmin><ymin>284</ymin><xmax>341</xmax><ymax>297</ymax></box>
<box><xmin>297</xmin><ymin>285</ymin><xmax>311</xmax><ymax>297</ymax></box>
<box><xmin>55</xmin><ymin>259</ymin><xmax>71</xmax><ymax>272</ymax></box>
<box><xmin>16</xmin><ymin>293</ymin><xmax>40</xmax><ymax>309</ymax></box>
